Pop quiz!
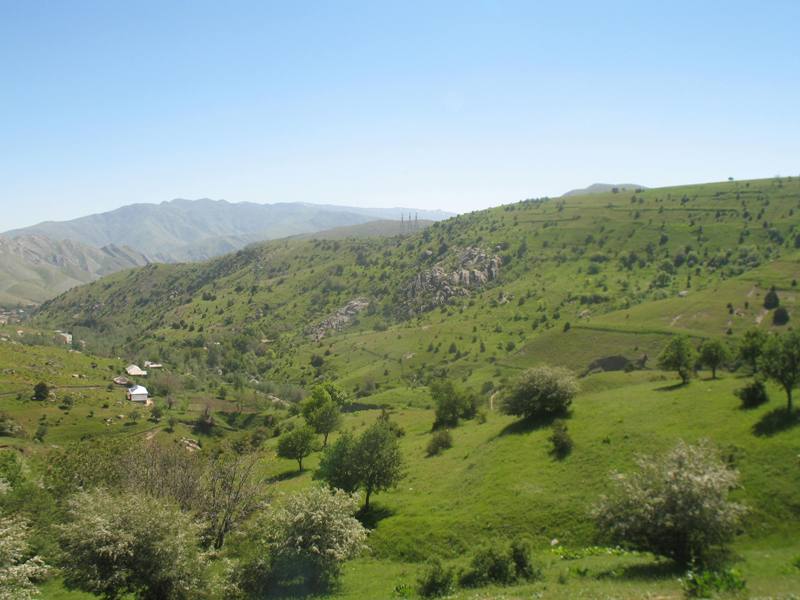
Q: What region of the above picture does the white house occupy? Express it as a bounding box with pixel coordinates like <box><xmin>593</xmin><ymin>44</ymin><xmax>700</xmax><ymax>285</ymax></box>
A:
<box><xmin>126</xmin><ymin>364</ymin><xmax>147</xmax><ymax>376</ymax></box>
<box><xmin>143</xmin><ymin>360</ymin><xmax>163</xmax><ymax>369</ymax></box>
<box><xmin>126</xmin><ymin>385</ymin><xmax>150</xmax><ymax>404</ymax></box>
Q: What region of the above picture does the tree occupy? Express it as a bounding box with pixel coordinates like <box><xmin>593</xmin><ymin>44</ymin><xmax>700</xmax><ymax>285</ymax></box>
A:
<box><xmin>349</xmin><ymin>420</ymin><xmax>404</xmax><ymax>510</ymax></box>
<box><xmin>657</xmin><ymin>336</ymin><xmax>697</xmax><ymax>384</ymax></box>
<box><xmin>200</xmin><ymin>450</ymin><xmax>264</xmax><ymax>549</ymax></box>
<box><xmin>763</xmin><ymin>286</ymin><xmax>780</xmax><ymax>309</ymax></box>
<box><xmin>315</xmin><ymin>432</ymin><xmax>361</xmax><ymax>492</ymax></box>
<box><xmin>252</xmin><ymin>486</ymin><xmax>367</xmax><ymax>589</ymax></box>
<box><xmin>430</xmin><ymin>380</ymin><xmax>478</xmax><ymax>429</ymax></box>
<box><xmin>32</xmin><ymin>382</ymin><xmax>49</xmax><ymax>401</ymax></box>
<box><xmin>773</xmin><ymin>306</ymin><xmax>790</xmax><ymax>326</ymax></box>
<box><xmin>302</xmin><ymin>387</ymin><xmax>343</xmax><ymax>447</ymax></box>
<box><xmin>760</xmin><ymin>330</ymin><xmax>800</xmax><ymax>412</ymax></box>
<box><xmin>698</xmin><ymin>339</ymin><xmax>732</xmax><ymax>379</ymax></box>
<box><xmin>277</xmin><ymin>426</ymin><xmax>317</xmax><ymax>471</ymax></box>
<box><xmin>500</xmin><ymin>366</ymin><xmax>579</xmax><ymax>420</ymax></box>
<box><xmin>738</xmin><ymin>328</ymin><xmax>767</xmax><ymax>373</ymax></box>
<box><xmin>0</xmin><ymin>515</ymin><xmax>49</xmax><ymax>600</ymax></box>
<box><xmin>315</xmin><ymin>419</ymin><xmax>405</xmax><ymax>510</ymax></box>
<box><xmin>58</xmin><ymin>489</ymin><xmax>207</xmax><ymax>600</ymax></box>
<box><xmin>593</xmin><ymin>440</ymin><xmax>746</xmax><ymax>566</ymax></box>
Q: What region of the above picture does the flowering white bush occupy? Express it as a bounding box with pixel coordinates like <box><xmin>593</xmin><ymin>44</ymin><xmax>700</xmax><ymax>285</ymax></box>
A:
<box><xmin>261</xmin><ymin>486</ymin><xmax>367</xmax><ymax>585</ymax></box>
<box><xmin>58</xmin><ymin>489</ymin><xmax>207</xmax><ymax>600</ymax></box>
<box><xmin>0</xmin><ymin>516</ymin><xmax>49</xmax><ymax>600</ymax></box>
<box><xmin>593</xmin><ymin>440</ymin><xmax>746</xmax><ymax>565</ymax></box>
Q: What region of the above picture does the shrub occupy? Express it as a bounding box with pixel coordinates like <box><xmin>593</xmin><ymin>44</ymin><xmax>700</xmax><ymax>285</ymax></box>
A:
<box><xmin>416</xmin><ymin>559</ymin><xmax>455</xmax><ymax>598</ymax></box>
<box><xmin>763</xmin><ymin>286</ymin><xmax>780</xmax><ymax>309</ymax></box>
<box><xmin>32</xmin><ymin>382</ymin><xmax>49</xmax><ymax>401</ymax></box>
<box><xmin>458</xmin><ymin>540</ymin><xmax>541</xmax><ymax>588</ymax></box>
<box><xmin>500</xmin><ymin>366</ymin><xmax>578</xmax><ymax>421</ymax></box>
<box><xmin>593</xmin><ymin>440</ymin><xmax>746</xmax><ymax>566</ymax></box>
<box><xmin>426</xmin><ymin>430</ymin><xmax>453</xmax><ymax>457</ymax></box>
<box><xmin>734</xmin><ymin>379</ymin><xmax>769</xmax><ymax>409</ymax></box>
<box><xmin>773</xmin><ymin>306</ymin><xmax>790</xmax><ymax>325</ymax></box>
<box><xmin>459</xmin><ymin>544</ymin><xmax>515</xmax><ymax>587</ymax></box>
<box><xmin>256</xmin><ymin>487</ymin><xmax>367</xmax><ymax>589</ymax></box>
<box><xmin>58</xmin><ymin>489</ymin><xmax>206</xmax><ymax>600</ymax></box>
<box><xmin>430</xmin><ymin>380</ymin><xmax>479</xmax><ymax>429</ymax></box>
<box><xmin>681</xmin><ymin>567</ymin><xmax>746</xmax><ymax>598</ymax></box>
<box><xmin>548</xmin><ymin>420</ymin><xmax>573</xmax><ymax>458</ymax></box>
<box><xmin>510</xmin><ymin>539</ymin><xmax>541</xmax><ymax>581</ymax></box>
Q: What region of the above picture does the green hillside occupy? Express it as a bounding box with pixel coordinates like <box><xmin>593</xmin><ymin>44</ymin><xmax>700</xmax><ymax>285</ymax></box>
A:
<box><xmin>4</xmin><ymin>176</ymin><xmax>800</xmax><ymax>598</ymax></box>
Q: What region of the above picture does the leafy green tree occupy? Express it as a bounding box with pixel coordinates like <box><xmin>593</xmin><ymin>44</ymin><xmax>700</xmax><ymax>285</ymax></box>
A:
<box><xmin>315</xmin><ymin>432</ymin><xmax>360</xmax><ymax>492</ymax></box>
<box><xmin>760</xmin><ymin>330</ymin><xmax>800</xmax><ymax>412</ymax></box>
<box><xmin>277</xmin><ymin>426</ymin><xmax>317</xmax><ymax>471</ymax></box>
<box><xmin>58</xmin><ymin>489</ymin><xmax>207</xmax><ymax>600</ymax></box>
<box><xmin>32</xmin><ymin>382</ymin><xmax>49</xmax><ymax>401</ymax></box>
<box><xmin>302</xmin><ymin>386</ymin><xmax>343</xmax><ymax>447</ymax></box>
<box><xmin>658</xmin><ymin>336</ymin><xmax>697</xmax><ymax>384</ymax></box>
<box><xmin>500</xmin><ymin>366</ymin><xmax>579</xmax><ymax>420</ymax></box>
<box><xmin>315</xmin><ymin>420</ymin><xmax>404</xmax><ymax>510</ymax></box>
<box><xmin>430</xmin><ymin>380</ymin><xmax>478</xmax><ymax>429</ymax></box>
<box><xmin>349</xmin><ymin>420</ymin><xmax>404</xmax><ymax>510</ymax></box>
<box><xmin>738</xmin><ymin>329</ymin><xmax>767</xmax><ymax>373</ymax></box>
<box><xmin>698</xmin><ymin>339</ymin><xmax>732</xmax><ymax>379</ymax></box>
<box><xmin>593</xmin><ymin>440</ymin><xmax>745</xmax><ymax>566</ymax></box>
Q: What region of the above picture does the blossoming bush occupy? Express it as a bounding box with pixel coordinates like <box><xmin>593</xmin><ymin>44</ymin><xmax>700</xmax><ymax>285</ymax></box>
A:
<box><xmin>258</xmin><ymin>486</ymin><xmax>367</xmax><ymax>588</ymax></box>
<box><xmin>593</xmin><ymin>440</ymin><xmax>746</xmax><ymax>565</ymax></box>
<box><xmin>0</xmin><ymin>515</ymin><xmax>49</xmax><ymax>600</ymax></box>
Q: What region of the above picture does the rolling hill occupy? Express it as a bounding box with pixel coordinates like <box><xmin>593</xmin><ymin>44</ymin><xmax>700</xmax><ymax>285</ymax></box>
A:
<box><xmin>9</xmin><ymin>175</ymin><xmax>800</xmax><ymax>598</ymax></box>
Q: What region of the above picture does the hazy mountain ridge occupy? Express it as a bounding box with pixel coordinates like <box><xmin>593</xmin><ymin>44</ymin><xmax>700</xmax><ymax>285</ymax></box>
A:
<box><xmin>0</xmin><ymin>235</ymin><xmax>148</xmax><ymax>306</ymax></box>
<box><xmin>4</xmin><ymin>198</ymin><xmax>453</xmax><ymax>261</ymax></box>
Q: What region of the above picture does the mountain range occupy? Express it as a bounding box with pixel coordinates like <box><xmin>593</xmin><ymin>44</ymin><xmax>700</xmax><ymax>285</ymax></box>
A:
<box><xmin>0</xmin><ymin>199</ymin><xmax>451</xmax><ymax>305</ymax></box>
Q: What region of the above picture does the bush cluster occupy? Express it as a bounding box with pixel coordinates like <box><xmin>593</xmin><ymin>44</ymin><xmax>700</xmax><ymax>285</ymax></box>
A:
<box><xmin>735</xmin><ymin>379</ymin><xmax>769</xmax><ymax>409</ymax></box>
<box><xmin>426</xmin><ymin>430</ymin><xmax>453</xmax><ymax>457</ymax></box>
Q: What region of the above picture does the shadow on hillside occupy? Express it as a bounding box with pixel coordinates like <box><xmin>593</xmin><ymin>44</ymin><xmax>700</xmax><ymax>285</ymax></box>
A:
<box><xmin>267</xmin><ymin>469</ymin><xmax>304</xmax><ymax>483</ymax></box>
<box><xmin>596</xmin><ymin>559</ymin><xmax>681</xmax><ymax>581</ymax></box>
<box><xmin>752</xmin><ymin>407</ymin><xmax>800</xmax><ymax>437</ymax></box>
<box><xmin>497</xmin><ymin>412</ymin><xmax>569</xmax><ymax>437</ymax></box>
<box><xmin>653</xmin><ymin>382</ymin><xmax>687</xmax><ymax>392</ymax></box>
<box><xmin>357</xmin><ymin>504</ymin><xmax>394</xmax><ymax>529</ymax></box>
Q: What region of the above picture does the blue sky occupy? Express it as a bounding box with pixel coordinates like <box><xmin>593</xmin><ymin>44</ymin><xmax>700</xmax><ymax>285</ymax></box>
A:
<box><xmin>1</xmin><ymin>1</ymin><xmax>799</xmax><ymax>229</ymax></box>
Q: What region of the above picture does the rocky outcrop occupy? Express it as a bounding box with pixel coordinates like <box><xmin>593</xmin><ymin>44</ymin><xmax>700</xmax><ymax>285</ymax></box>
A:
<box><xmin>309</xmin><ymin>298</ymin><xmax>370</xmax><ymax>341</ymax></box>
<box><xmin>403</xmin><ymin>247</ymin><xmax>501</xmax><ymax>315</ymax></box>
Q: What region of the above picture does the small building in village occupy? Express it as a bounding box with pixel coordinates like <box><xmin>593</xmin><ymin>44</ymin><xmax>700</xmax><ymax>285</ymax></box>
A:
<box><xmin>143</xmin><ymin>360</ymin><xmax>163</xmax><ymax>369</ymax></box>
<box><xmin>125</xmin><ymin>364</ymin><xmax>147</xmax><ymax>377</ymax></box>
<box><xmin>126</xmin><ymin>385</ymin><xmax>150</xmax><ymax>404</ymax></box>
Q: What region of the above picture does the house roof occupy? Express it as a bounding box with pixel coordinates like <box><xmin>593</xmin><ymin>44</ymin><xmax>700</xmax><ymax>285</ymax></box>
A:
<box><xmin>128</xmin><ymin>385</ymin><xmax>148</xmax><ymax>395</ymax></box>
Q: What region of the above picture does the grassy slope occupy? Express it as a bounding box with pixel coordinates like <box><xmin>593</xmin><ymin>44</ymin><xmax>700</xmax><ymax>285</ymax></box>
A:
<box><xmin>8</xmin><ymin>176</ymin><xmax>800</xmax><ymax>597</ymax></box>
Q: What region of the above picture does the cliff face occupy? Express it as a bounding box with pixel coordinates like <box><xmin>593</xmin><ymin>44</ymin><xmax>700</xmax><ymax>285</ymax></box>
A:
<box><xmin>403</xmin><ymin>247</ymin><xmax>501</xmax><ymax>315</ymax></box>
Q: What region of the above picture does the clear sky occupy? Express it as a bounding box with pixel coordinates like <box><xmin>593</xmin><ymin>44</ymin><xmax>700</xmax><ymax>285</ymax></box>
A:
<box><xmin>2</xmin><ymin>1</ymin><xmax>799</xmax><ymax>230</ymax></box>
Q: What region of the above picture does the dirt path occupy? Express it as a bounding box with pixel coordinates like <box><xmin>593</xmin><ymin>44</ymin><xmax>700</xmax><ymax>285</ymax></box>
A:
<box><xmin>669</xmin><ymin>314</ymin><xmax>683</xmax><ymax>327</ymax></box>
<box><xmin>755</xmin><ymin>309</ymin><xmax>768</xmax><ymax>325</ymax></box>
